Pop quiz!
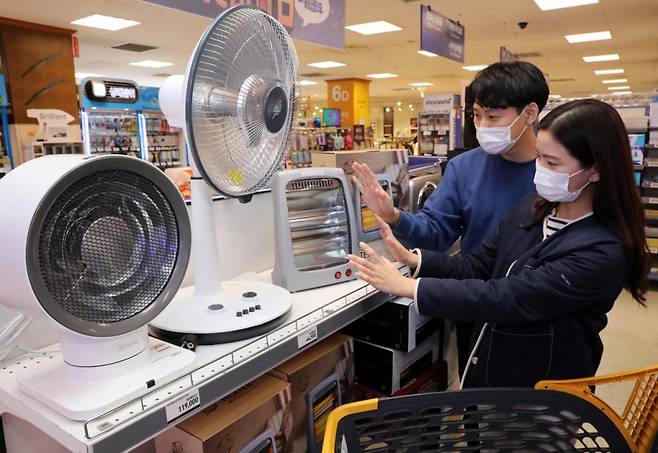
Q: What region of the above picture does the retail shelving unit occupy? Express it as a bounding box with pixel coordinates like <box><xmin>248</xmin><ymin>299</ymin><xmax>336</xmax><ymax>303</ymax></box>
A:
<box><xmin>143</xmin><ymin>111</ymin><xmax>182</xmax><ymax>170</ymax></box>
<box><xmin>0</xmin><ymin>256</ymin><xmax>409</xmax><ymax>452</ymax></box>
<box><xmin>644</xmin><ymin>144</ymin><xmax>658</xmax><ymax>282</ymax></box>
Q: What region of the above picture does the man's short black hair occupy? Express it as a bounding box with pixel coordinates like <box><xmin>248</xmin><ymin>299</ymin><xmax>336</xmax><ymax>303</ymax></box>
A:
<box><xmin>470</xmin><ymin>61</ymin><xmax>549</xmax><ymax>112</ymax></box>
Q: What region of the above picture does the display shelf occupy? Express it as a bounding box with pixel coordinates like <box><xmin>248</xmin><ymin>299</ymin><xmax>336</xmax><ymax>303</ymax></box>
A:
<box><xmin>642</xmin><ymin>197</ymin><xmax>658</xmax><ymax>205</ymax></box>
<box><xmin>644</xmin><ymin>158</ymin><xmax>658</xmax><ymax>168</ymax></box>
<box><xmin>642</xmin><ymin>181</ymin><xmax>658</xmax><ymax>189</ymax></box>
<box><xmin>0</xmin><ymin>252</ymin><xmax>408</xmax><ymax>453</ymax></box>
<box><xmin>645</xmin><ymin>227</ymin><xmax>658</xmax><ymax>238</ymax></box>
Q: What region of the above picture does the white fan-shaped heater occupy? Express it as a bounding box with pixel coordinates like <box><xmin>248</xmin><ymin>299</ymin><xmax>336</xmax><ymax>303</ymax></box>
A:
<box><xmin>150</xmin><ymin>5</ymin><xmax>297</xmax><ymax>345</ymax></box>
<box><xmin>0</xmin><ymin>154</ymin><xmax>195</xmax><ymax>420</ymax></box>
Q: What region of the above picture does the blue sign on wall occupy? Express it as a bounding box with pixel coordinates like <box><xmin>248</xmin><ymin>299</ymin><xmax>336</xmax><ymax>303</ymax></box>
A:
<box><xmin>140</xmin><ymin>0</ymin><xmax>345</xmax><ymax>49</ymax></box>
<box><xmin>420</xmin><ymin>4</ymin><xmax>464</xmax><ymax>63</ymax></box>
<box><xmin>139</xmin><ymin>87</ymin><xmax>161</xmax><ymax>111</ymax></box>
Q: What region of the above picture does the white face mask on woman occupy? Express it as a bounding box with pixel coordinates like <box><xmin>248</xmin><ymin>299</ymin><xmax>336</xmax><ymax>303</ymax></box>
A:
<box><xmin>534</xmin><ymin>161</ymin><xmax>591</xmax><ymax>202</ymax></box>
<box><xmin>475</xmin><ymin>106</ymin><xmax>529</xmax><ymax>155</ymax></box>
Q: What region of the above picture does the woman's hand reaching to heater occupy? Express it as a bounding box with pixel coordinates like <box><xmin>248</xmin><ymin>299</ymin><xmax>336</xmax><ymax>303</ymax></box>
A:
<box><xmin>348</xmin><ymin>242</ymin><xmax>417</xmax><ymax>299</ymax></box>
<box><xmin>352</xmin><ymin>162</ymin><xmax>400</xmax><ymax>226</ymax></box>
<box><xmin>376</xmin><ymin>215</ymin><xmax>419</xmax><ymax>269</ymax></box>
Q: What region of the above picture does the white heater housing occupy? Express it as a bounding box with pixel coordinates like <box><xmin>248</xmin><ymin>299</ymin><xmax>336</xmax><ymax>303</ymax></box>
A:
<box><xmin>0</xmin><ymin>154</ymin><xmax>195</xmax><ymax>420</ymax></box>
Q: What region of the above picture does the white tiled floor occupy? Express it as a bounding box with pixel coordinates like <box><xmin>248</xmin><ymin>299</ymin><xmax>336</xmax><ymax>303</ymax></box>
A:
<box><xmin>595</xmin><ymin>289</ymin><xmax>658</xmax><ymax>413</ymax></box>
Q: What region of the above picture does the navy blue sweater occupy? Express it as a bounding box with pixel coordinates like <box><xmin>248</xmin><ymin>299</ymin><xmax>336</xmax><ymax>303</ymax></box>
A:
<box><xmin>415</xmin><ymin>195</ymin><xmax>629</xmax><ymax>388</ymax></box>
<box><xmin>394</xmin><ymin>147</ymin><xmax>536</xmax><ymax>253</ymax></box>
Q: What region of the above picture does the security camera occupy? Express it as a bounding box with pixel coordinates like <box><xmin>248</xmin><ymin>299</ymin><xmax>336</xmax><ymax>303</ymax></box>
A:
<box><xmin>518</xmin><ymin>21</ymin><xmax>528</xmax><ymax>30</ymax></box>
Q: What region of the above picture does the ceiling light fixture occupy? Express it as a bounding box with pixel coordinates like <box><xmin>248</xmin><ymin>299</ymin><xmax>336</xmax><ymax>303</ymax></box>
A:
<box><xmin>534</xmin><ymin>0</ymin><xmax>598</xmax><ymax>11</ymax></box>
<box><xmin>345</xmin><ymin>21</ymin><xmax>402</xmax><ymax>35</ymax></box>
<box><xmin>601</xmin><ymin>78</ymin><xmax>627</xmax><ymax>84</ymax></box>
<box><xmin>367</xmin><ymin>73</ymin><xmax>398</xmax><ymax>79</ymax></box>
<box><xmin>409</xmin><ymin>82</ymin><xmax>434</xmax><ymax>87</ymax></box>
<box><xmin>594</xmin><ymin>68</ymin><xmax>624</xmax><ymax>75</ymax></box>
<box><xmin>462</xmin><ymin>65</ymin><xmax>488</xmax><ymax>71</ymax></box>
<box><xmin>71</xmin><ymin>14</ymin><xmax>140</xmax><ymax>31</ymax></box>
<box><xmin>299</xmin><ymin>80</ymin><xmax>319</xmax><ymax>86</ymax></box>
<box><xmin>129</xmin><ymin>60</ymin><xmax>174</xmax><ymax>68</ymax></box>
<box><xmin>417</xmin><ymin>50</ymin><xmax>438</xmax><ymax>57</ymax></box>
<box><xmin>583</xmin><ymin>54</ymin><xmax>620</xmax><ymax>62</ymax></box>
<box><xmin>307</xmin><ymin>61</ymin><xmax>346</xmax><ymax>69</ymax></box>
<box><xmin>608</xmin><ymin>85</ymin><xmax>630</xmax><ymax>90</ymax></box>
<box><xmin>565</xmin><ymin>31</ymin><xmax>612</xmax><ymax>43</ymax></box>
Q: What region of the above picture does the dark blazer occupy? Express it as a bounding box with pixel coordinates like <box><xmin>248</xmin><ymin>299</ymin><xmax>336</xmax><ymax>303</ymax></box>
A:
<box><xmin>415</xmin><ymin>194</ymin><xmax>629</xmax><ymax>388</ymax></box>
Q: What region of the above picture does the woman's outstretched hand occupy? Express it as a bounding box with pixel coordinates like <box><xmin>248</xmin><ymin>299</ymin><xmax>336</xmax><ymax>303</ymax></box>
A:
<box><xmin>348</xmin><ymin>242</ymin><xmax>416</xmax><ymax>299</ymax></box>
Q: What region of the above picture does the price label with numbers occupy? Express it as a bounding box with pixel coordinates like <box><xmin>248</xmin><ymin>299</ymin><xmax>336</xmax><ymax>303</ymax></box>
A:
<box><xmin>165</xmin><ymin>389</ymin><xmax>200</xmax><ymax>423</ymax></box>
<box><xmin>297</xmin><ymin>326</ymin><xmax>318</xmax><ymax>349</ymax></box>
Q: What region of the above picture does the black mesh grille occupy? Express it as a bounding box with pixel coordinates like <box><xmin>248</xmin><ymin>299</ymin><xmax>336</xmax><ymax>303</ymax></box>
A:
<box><xmin>332</xmin><ymin>390</ymin><xmax>630</xmax><ymax>452</ymax></box>
<box><xmin>36</xmin><ymin>169</ymin><xmax>179</xmax><ymax>324</ymax></box>
<box><xmin>285</xmin><ymin>178</ymin><xmax>352</xmax><ymax>272</ymax></box>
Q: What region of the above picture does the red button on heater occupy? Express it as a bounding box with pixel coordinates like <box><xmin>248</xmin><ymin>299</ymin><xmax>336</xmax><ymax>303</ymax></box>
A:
<box><xmin>346</xmin><ymin>269</ymin><xmax>352</xmax><ymax>277</ymax></box>
<box><xmin>335</xmin><ymin>271</ymin><xmax>342</xmax><ymax>279</ymax></box>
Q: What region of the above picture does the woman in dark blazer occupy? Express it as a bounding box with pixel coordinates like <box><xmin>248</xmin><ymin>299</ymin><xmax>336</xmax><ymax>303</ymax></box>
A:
<box><xmin>349</xmin><ymin>99</ymin><xmax>650</xmax><ymax>389</ymax></box>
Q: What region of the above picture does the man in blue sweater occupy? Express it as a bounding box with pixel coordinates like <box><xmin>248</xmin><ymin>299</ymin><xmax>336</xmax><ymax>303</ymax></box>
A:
<box><xmin>353</xmin><ymin>61</ymin><xmax>549</xmax><ymax>379</ymax></box>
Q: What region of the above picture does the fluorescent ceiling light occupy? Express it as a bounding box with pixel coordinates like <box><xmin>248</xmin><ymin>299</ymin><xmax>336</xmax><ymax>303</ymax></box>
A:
<box><xmin>417</xmin><ymin>50</ymin><xmax>438</xmax><ymax>57</ymax></box>
<box><xmin>299</xmin><ymin>80</ymin><xmax>319</xmax><ymax>86</ymax></box>
<box><xmin>307</xmin><ymin>61</ymin><xmax>345</xmax><ymax>69</ymax></box>
<box><xmin>583</xmin><ymin>54</ymin><xmax>620</xmax><ymax>62</ymax></box>
<box><xmin>367</xmin><ymin>73</ymin><xmax>398</xmax><ymax>79</ymax></box>
<box><xmin>71</xmin><ymin>14</ymin><xmax>140</xmax><ymax>31</ymax></box>
<box><xmin>608</xmin><ymin>85</ymin><xmax>630</xmax><ymax>90</ymax></box>
<box><xmin>565</xmin><ymin>31</ymin><xmax>611</xmax><ymax>43</ymax></box>
<box><xmin>129</xmin><ymin>60</ymin><xmax>174</xmax><ymax>68</ymax></box>
<box><xmin>345</xmin><ymin>20</ymin><xmax>402</xmax><ymax>35</ymax></box>
<box><xmin>534</xmin><ymin>0</ymin><xmax>598</xmax><ymax>10</ymax></box>
<box><xmin>594</xmin><ymin>68</ymin><xmax>624</xmax><ymax>75</ymax></box>
<box><xmin>409</xmin><ymin>82</ymin><xmax>434</xmax><ymax>87</ymax></box>
<box><xmin>463</xmin><ymin>65</ymin><xmax>488</xmax><ymax>71</ymax></box>
<box><xmin>602</xmin><ymin>78</ymin><xmax>627</xmax><ymax>84</ymax></box>
<box><xmin>613</xmin><ymin>91</ymin><xmax>632</xmax><ymax>95</ymax></box>
<box><xmin>75</xmin><ymin>72</ymin><xmax>104</xmax><ymax>79</ymax></box>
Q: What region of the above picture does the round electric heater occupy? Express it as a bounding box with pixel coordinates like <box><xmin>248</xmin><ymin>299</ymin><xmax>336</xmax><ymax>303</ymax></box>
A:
<box><xmin>0</xmin><ymin>154</ymin><xmax>195</xmax><ymax>420</ymax></box>
<box><xmin>151</xmin><ymin>5</ymin><xmax>297</xmax><ymax>345</ymax></box>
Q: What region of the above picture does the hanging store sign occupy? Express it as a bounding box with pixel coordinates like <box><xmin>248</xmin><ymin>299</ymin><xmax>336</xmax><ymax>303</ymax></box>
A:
<box><xmin>499</xmin><ymin>46</ymin><xmax>518</xmax><ymax>63</ymax></box>
<box><xmin>420</xmin><ymin>4</ymin><xmax>464</xmax><ymax>63</ymax></box>
<box><xmin>140</xmin><ymin>0</ymin><xmax>345</xmax><ymax>49</ymax></box>
<box><xmin>423</xmin><ymin>94</ymin><xmax>454</xmax><ymax>114</ymax></box>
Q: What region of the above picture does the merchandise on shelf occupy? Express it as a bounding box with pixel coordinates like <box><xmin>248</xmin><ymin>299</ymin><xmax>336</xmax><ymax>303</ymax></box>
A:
<box><xmin>287</xmin><ymin>126</ymin><xmax>362</xmax><ymax>168</ymax></box>
<box><xmin>144</xmin><ymin>111</ymin><xmax>182</xmax><ymax>169</ymax></box>
<box><xmin>86</xmin><ymin>110</ymin><xmax>141</xmax><ymax>157</ymax></box>
<box><xmin>155</xmin><ymin>375</ymin><xmax>293</xmax><ymax>453</ymax></box>
<box><xmin>269</xmin><ymin>334</ymin><xmax>355</xmax><ymax>453</ymax></box>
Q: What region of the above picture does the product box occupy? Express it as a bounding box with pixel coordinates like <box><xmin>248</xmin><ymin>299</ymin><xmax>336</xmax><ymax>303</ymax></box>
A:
<box><xmin>354</xmin><ymin>331</ymin><xmax>440</xmax><ymax>395</ymax></box>
<box><xmin>311</xmin><ymin>149</ymin><xmax>408</xmax><ymax>176</ymax></box>
<box><xmin>269</xmin><ymin>334</ymin><xmax>354</xmax><ymax>453</ymax></box>
<box><xmin>155</xmin><ymin>375</ymin><xmax>293</xmax><ymax>453</ymax></box>
<box><xmin>354</xmin><ymin>359</ymin><xmax>448</xmax><ymax>400</ymax></box>
<box><xmin>343</xmin><ymin>297</ymin><xmax>443</xmax><ymax>353</ymax></box>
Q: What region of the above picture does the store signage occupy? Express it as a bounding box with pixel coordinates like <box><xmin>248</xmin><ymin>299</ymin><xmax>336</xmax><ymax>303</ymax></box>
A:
<box><xmin>499</xmin><ymin>46</ymin><xmax>518</xmax><ymax>63</ymax></box>
<box><xmin>326</xmin><ymin>78</ymin><xmax>370</xmax><ymax>126</ymax></box>
<box><xmin>84</xmin><ymin>79</ymin><xmax>139</xmax><ymax>104</ymax></box>
<box><xmin>423</xmin><ymin>94</ymin><xmax>454</xmax><ymax>114</ymax></box>
<box><xmin>420</xmin><ymin>5</ymin><xmax>464</xmax><ymax>63</ymax></box>
<box><xmin>140</xmin><ymin>0</ymin><xmax>345</xmax><ymax>49</ymax></box>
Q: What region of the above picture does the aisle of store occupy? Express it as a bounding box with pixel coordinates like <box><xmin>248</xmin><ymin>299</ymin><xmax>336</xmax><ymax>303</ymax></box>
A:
<box><xmin>0</xmin><ymin>0</ymin><xmax>657</xmax><ymax>452</ymax></box>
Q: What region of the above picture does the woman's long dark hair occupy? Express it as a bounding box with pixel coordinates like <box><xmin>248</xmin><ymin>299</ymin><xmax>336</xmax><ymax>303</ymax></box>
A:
<box><xmin>534</xmin><ymin>99</ymin><xmax>650</xmax><ymax>304</ymax></box>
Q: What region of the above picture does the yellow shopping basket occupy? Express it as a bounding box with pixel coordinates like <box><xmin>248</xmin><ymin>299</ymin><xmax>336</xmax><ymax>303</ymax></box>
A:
<box><xmin>321</xmin><ymin>365</ymin><xmax>658</xmax><ymax>452</ymax></box>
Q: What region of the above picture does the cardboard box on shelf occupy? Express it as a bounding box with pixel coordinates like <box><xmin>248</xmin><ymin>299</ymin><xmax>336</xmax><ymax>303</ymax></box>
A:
<box><xmin>311</xmin><ymin>149</ymin><xmax>408</xmax><ymax>176</ymax></box>
<box><xmin>269</xmin><ymin>334</ymin><xmax>354</xmax><ymax>453</ymax></box>
<box><xmin>354</xmin><ymin>359</ymin><xmax>448</xmax><ymax>400</ymax></box>
<box><xmin>354</xmin><ymin>330</ymin><xmax>440</xmax><ymax>395</ymax></box>
<box><xmin>155</xmin><ymin>375</ymin><xmax>292</xmax><ymax>453</ymax></box>
<box><xmin>343</xmin><ymin>297</ymin><xmax>443</xmax><ymax>353</ymax></box>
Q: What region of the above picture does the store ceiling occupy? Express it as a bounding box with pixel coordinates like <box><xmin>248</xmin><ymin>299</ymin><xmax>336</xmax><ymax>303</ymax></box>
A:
<box><xmin>0</xmin><ymin>0</ymin><xmax>656</xmax><ymax>102</ymax></box>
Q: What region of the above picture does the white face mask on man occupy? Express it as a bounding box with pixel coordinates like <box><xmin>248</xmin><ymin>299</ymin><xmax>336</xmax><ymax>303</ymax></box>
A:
<box><xmin>476</xmin><ymin>106</ymin><xmax>529</xmax><ymax>155</ymax></box>
<box><xmin>534</xmin><ymin>161</ymin><xmax>591</xmax><ymax>202</ymax></box>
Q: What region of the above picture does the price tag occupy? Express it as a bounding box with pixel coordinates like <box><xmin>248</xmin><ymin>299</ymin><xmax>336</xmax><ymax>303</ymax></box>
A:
<box><xmin>297</xmin><ymin>326</ymin><xmax>318</xmax><ymax>349</ymax></box>
<box><xmin>165</xmin><ymin>389</ymin><xmax>200</xmax><ymax>423</ymax></box>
